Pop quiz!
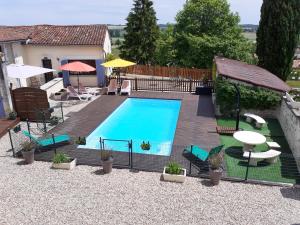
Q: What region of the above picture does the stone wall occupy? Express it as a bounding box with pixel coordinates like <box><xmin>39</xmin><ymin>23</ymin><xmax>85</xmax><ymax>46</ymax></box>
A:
<box><xmin>276</xmin><ymin>100</ymin><xmax>300</xmax><ymax>171</ymax></box>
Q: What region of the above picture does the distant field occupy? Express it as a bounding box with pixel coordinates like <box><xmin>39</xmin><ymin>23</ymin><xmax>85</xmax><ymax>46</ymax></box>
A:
<box><xmin>243</xmin><ymin>32</ymin><xmax>256</xmax><ymax>41</ymax></box>
<box><xmin>112</xmin><ymin>46</ymin><xmax>120</xmax><ymax>56</ymax></box>
<box><xmin>287</xmin><ymin>80</ymin><xmax>300</xmax><ymax>88</ymax></box>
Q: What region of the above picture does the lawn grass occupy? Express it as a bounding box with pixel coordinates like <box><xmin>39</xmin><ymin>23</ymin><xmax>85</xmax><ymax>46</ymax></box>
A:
<box><xmin>287</xmin><ymin>80</ymin><xmax>300</xmax><ymax>88</ymax></box>
<box><xmin>217</xmin><ymin>118</ymin><xmax>300</xmax><ymax>184</ymax></box>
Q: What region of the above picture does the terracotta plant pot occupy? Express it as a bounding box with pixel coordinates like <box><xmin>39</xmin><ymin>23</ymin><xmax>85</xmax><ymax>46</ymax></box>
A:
<box><xmin>102</xmin><ymin>157</ymin><xmax>113</xmax><ymax>174</ymax></box>
<box><xmin>22</xmin><ymin>149</ymin><xmax>35</xmax><ymax>164</ymax></box>
<box><xmin>209</xmin><ymin>168</ymin><xmax>223</xmax><ymax>185</ymax></box>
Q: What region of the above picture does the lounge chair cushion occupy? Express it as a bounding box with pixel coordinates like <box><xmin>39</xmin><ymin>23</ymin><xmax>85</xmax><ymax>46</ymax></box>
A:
<box><xmin>22</xmin><ymin>131</ymin><xmax>70</xmax><ymax>147</ymax></box>
<box><xmin>185</xmin><ymin>145</ymin><xmax>224</xmax><ymax>161</ymax></box>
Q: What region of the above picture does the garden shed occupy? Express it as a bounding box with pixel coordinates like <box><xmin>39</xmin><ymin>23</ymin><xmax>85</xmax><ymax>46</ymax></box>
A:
<box><xmin>214</xmin><ymin>57</ymin><xmax>291</xmax><ymax>93</ymax></box>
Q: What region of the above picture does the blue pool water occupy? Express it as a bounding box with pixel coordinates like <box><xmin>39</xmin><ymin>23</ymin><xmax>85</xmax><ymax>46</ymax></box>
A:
<box><xmin>79</xmin><ymin>98</ymin><xmax>181</xmax><ymax>156</ymax></box>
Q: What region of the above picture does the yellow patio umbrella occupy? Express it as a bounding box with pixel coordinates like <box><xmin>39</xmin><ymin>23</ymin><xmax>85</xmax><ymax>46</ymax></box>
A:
<box><xmin>102</xmin><ymin>58</ymin><xmax>136</xmax><ymax>81</ymax></box>
<box><xmin>101</xmin><ymin>58</ymin><xmax>136</xmax><ymax>68</ymax></box>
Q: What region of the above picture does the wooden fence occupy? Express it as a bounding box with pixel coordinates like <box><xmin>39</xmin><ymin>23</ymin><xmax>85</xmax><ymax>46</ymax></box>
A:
<box><xmin>109</xmin><ymin>77</ymin><xmax>214</xmax><ymax>93</ymax></box>
<box><xmin>124</xmin><ymin>65</ymin><xmax>211</xmax><ymax>80</ymax></box>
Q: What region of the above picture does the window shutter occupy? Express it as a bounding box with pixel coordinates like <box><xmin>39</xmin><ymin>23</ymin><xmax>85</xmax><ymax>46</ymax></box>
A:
<box><xmin>96</xmin><ymin>59</ymin><xmax>106</xmax><ymax>87</ymax></box>
<box><xmin>61</xmin><ymin>59</ymin><xmax>70</xmax><ymax>87</ymax></box>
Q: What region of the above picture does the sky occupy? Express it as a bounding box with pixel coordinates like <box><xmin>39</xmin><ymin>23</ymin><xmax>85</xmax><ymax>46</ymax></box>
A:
<box><xmin>0</xmin><ymin>0</ymin><xmax>263</xmax><ymax>25</ymax></box>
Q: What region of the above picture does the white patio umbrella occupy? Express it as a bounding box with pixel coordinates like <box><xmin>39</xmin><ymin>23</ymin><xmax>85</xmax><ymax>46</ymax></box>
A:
<box><xmin>7</xmin><ymin>64</ymin><xmax>56</xmax><ymax>79</ymax></box>
<box><xmin>6</xmin><ymin>64</ymin><xmax>56</xmax><ymax>88</ymax></box>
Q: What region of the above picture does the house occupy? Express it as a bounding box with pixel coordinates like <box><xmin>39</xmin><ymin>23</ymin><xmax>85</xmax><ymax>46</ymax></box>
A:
<box><xmin>0</xmin><ymin>24</ymin><xmax>111</xmax><ymax>88</ymax></box>
<box><xmin>214</xmin><ymin>56</ymin><xmax>290</xmax><ymax>93</ymax></box>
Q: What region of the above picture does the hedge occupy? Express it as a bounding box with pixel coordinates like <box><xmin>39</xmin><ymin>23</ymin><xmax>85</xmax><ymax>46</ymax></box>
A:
<box><xmin>215</xmin><ymin>78</ymin><xmax>282</xmax><ymax>114</ymax></box>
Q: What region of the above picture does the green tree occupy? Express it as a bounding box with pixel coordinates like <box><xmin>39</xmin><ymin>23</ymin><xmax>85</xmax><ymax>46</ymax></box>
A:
<box><xmin>154</xmin><ymin>25</ymin><xmax>176</xmax><ymax>66</ymax></box>
<box><xmin>173</xmin><ymin>0</ymin><xmax>253</xmax><ymax>68</ymax></box>
<box><xmin>256</xmin><ymin>0</ymin><xmax>300</xmax><ymax>81</ymax></box>
<box><xmin>120</xmin><ymin>0</ymin><xmax>159</xmax><ymax>64</ymax></box>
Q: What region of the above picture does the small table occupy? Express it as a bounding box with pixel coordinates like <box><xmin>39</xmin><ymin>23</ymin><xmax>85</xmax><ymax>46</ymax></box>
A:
<box><xmin>233</xmin><ymin>131</ymin><xmax>266</xmax><ymax>152</ymax></box>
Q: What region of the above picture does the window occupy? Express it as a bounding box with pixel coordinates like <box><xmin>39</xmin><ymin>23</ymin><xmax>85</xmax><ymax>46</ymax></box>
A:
<box><xmin>68</xmin><ymin>59</ymin><xmax>96</xmax><ymax>76</ymax></box>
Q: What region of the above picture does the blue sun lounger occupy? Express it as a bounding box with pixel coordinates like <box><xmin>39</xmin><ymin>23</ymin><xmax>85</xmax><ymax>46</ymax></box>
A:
<box><xmin>22</xmin><ymin>131</ymin><xmax>70</xmax><ymax>148</ymax></box>
<box><xmin>184</xmin><ymin>145</ymin><xmax>224</xmax><ymax>161</ymax></box>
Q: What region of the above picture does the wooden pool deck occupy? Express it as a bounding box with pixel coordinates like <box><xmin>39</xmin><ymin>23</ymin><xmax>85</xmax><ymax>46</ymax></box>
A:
<box><xmin>35</xmin><ymin>92</ymin><xmax>220</xmax><ymax>175</ymax></box>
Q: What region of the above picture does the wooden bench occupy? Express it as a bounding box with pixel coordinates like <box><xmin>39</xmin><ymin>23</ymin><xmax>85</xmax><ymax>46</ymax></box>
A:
<box><xmin>244</xmin><ymin>113</ymin><xmax>266</xmax><ymax>129</ymax></box>
<box><xmin>216</xmin><ymin>126</ymin><xmax>236</xmax><ymax>135</ymax></box>
<box><xmin>243</xmin><ymin>150</ymin><xmax>281</xmax><ymax>166</ymax></box>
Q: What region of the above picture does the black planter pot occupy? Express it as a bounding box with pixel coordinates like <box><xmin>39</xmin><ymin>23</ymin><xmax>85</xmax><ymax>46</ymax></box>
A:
<box><xmin>102</xmin><ymin>157</ymin><xmax>113</xmax><ymax>174</ymax></box>
<box><xmin>209</xmin><ymin>168</ymin><xmax>223</xmax><ymax>185</ymax></box>
<box><xmin>21</xmin><ymin>149</ymin><xmax>35</xmax><ymax>164</ymax></box>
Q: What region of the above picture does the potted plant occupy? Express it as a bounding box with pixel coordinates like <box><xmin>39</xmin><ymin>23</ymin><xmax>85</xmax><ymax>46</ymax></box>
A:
<box><xmin>208</xmin><ymin>152</ymin><xmax>224</xmax><ymax>185</ymax></box>
<box><xmin>13</xmin><ymin>124</ymin><xmax>21</xmax><ymax>133</ymax></box>
<box><xmin>20</xmin><ymin>141</ymin><xmax>36</xmax><ymax>164</ymax></box>
<box><xmin>49</xmin><ymin>116</ymin><xmax>59</xmax><ymax>126</ymax></box>
<box><xmin>75</xmin><ymin>137</ymin><xmax>86</xmax><ymax>145</ymax></box>
<box><xmin>141</xmin><ymin>141</ymin><xmax>151</xmax><ymax>150</ymax></box>
<box><xmin>100</xmin><ymin>150</ymin><xmax>113</xmax><ymax>174</ymax></box>
<box><xmin>8</xmin><ymin>111</ymin><xmax>17</xmax><ymax>120</ymax></box>
<box><xmin>162</xmin><ymin>162</ymin><xmax>186</xmax><ymax>183</ymax></box>
<box><xmin>52</xmin><ymin>153</ymin><xmax>77</xmax><ymax>170</ymax></box>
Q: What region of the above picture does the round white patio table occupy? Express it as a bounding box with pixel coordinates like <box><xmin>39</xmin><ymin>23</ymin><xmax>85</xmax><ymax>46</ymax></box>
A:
<box><xmin>233</xmin><ymin>131</ymin><xmax>266</xmax><ymax>152</ymax></box>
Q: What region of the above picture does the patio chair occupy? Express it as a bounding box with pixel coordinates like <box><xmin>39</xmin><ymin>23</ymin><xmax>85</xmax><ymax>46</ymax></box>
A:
<box><xmin>67</xmin><ymin>86</ymin><xmax>92</xmax><ymax>101</ymax></box>
<box><xmin>107</xmin><ymin>79</ymin><xmax>118</xmax><ymax>95</ymax></box>
<box><xmin>184</xmin><ymin>145</ymin><xmax>224</xmax><ymax>161</ymax></box>
<box><xmin>22</xmin><ymin>131</ymin><xmax>70</xmax><ymax>148</ymax></box>
<box><xmin>120</xmin><ymin>80</ymin><xmax>131</xmax><ymax>95</ymax></box>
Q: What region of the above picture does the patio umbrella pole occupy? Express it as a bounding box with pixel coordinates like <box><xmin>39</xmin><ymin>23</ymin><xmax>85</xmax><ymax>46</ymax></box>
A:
<box><xmin>77</xmin><ymin>74</ymin><xmax>80</xmax><ymax>93</ymax></box>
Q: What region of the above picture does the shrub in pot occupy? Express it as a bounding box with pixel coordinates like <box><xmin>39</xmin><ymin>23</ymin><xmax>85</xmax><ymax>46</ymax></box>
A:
<box><xmin>208</xmin><ymin>153</ymin><xmax>224</xmax><ymax>185</ymax></box>
<box><xmin>162</xmin><ymin>161</ymin><xmax>186</xmax><ymax>183</ymax></box>
<box><xmin>75</xmin><ymin>137</ymin><xmax>86</xmax><ymax>145</ymax></box>
<box><xmin>49</xmin><ymin>116</ymin><xmax>59</xmax><ymax>126</ymax></box>
<box><xmin>100</xmin><ymin>150</ymin><xmax>113</xmax><ymax>174</ymax></box>
<box><xmin>141</xmin><ymin>141</ymin><xmax>151</xmax><ymax>150</ymax></box>
<box><xmin>8</xmin><ymin>111</ymin><xmax>17</xmax><ymax>120</ymax></box>
<box><xmin>52</xmin><ymin>153</ymin><xmax>76</xmax><ymax>170</ymax></box>
<box><xmin>20</xmin><ymin>141</ymin><xmax>36</xmax><ymax>164</ymax></box>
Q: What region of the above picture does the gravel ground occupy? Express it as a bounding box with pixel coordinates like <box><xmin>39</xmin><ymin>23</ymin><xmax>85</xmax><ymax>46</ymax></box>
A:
<box><xmin>0</xmin><ymin>155</ymin><xmax>299</xmax><ymax>225</ymax></box>
<box><xmin>0</xmin><ymin>95</ymin><xmax>299</xmax><ymax>225</ymax></box>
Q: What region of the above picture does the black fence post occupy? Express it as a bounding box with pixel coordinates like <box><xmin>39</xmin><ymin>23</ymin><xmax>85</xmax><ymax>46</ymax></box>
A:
<box><xmin>8</xmin><ymin>129</ymin><xmax>15</xmax><ymax>157</ymax></box>
<box><xmin>61</xmin><ymin>102</ymin><xmax>64</xmax><ymax>122</ymax></box>
<box><xmin>52</xmin><ymin>133</ymin><xmax>57</xmax><ymax>155</ymax></box>
<box><xmin>135</xmin><ymin>77</ymin><xmax>138</xmax><ymax>91</ymax></box>
<box><xmin>130</xmin><ymin>140</ymin><xmax>133</xmax><ymax>169</ymax></box>
<box><xmin>42</xmin><ymin>111</ymin><xmax>47</xmax><ymax>133</ymax></box>
<box><xmin>189</xmin><ymin>79</ymin><xmax>192</xmax><ymax>93</ymax></box>
<box><xmin>189</xmin><ymin>145</ymin><xmax>193</xmax><ymax>175</ymax></box>
<box><xmin>26</xmin><ymin>119</ymin><xmax>31</xmax><ymax>141</ymax></box>
<box><xmin>245</xmin><ymin>151</ymin><xmax>252</xmax><ymax>181</ymax></box>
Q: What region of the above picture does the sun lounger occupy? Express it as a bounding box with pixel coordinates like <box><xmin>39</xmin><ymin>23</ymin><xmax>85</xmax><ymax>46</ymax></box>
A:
<box><xmin>184</xmin><ymin>145</ymin><xmax>224</xmax><ymax>161</ymax></box>
<box><xmin>120</xmin><ymin>80</ymin><xmax>131</xmax><ymax>95</ymax></box>
<box><xmin>107</xmin><ymin>79</ymin><xmax>118</xmax><ymax>95</ymax></box>
<box><xmin>243</xmin><ymin>149</ymin><xmax>281</xmax><ymax>166</ymax></box>
<box><xmin>22</xmin><ymin>131</ymin><xmax>70</xmax><ymax>148</ymax></box>
<box><xmin>79</xmin><ymin>83</ymin><xmax>100</xmax><ymax>96</ymax></box>
<box><xmin>244</xmin><ymin>113</ymin><xmax>266</xmax><ymax>128</ymax></box>
<box><xmin>67</xmin><ymin>86</ymin><xmax>92</xmax><ymax>101</ymax></box>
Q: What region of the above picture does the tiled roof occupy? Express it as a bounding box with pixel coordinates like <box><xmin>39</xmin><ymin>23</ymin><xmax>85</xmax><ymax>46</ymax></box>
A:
<box><xmin>0</xmin><ymin>25</ymin><xmax>108</xmax><ymax>46</ymax></box>
<box><xmin>293</xmin><ymin>60</ymin><xmax>300</xmax><ymax>69</ymax></box>
<box><xmin>215</xmin><ymin>57</ymin><xmax>291</xmax><ymax>92</ymax></box>
<box><xmin>0</xmin><ymin>26</ymin><xmax>34</xmax><ymax>42</ymax></box>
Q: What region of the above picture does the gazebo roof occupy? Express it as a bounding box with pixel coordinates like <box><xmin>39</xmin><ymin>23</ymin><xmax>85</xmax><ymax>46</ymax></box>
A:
<box><xmin>215</xmin><ymin>57</ymin><xmax>291</xmax><ymax>92</ymax></box>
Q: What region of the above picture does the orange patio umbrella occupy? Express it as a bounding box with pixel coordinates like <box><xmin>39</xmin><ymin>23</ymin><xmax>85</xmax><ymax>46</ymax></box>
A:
<box><xmin>59</xmin><ymin>61</ymin><xmax>96</xmax><ymax>92</ymax></box>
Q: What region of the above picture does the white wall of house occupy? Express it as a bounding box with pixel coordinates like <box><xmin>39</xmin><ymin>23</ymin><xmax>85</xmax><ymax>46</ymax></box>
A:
<box><xmin>22</xmin><ymin>45</ymin><xmax>105</xmax><ymax>87</ymax></box>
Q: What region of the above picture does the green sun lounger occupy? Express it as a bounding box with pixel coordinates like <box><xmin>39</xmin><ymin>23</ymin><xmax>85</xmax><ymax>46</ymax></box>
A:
<box><xmin>184</xmin><ymin>145</ymin><xmax>224</xmax><ymax>161</ymax></box>
<box><xmin>22</xmin><ymin>131</ymin><xmax>70</xmax><ymax>148</ymax></box>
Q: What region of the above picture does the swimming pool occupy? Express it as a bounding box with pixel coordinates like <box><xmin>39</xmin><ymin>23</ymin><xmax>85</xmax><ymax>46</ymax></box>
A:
<box><xmin>79</xmin><ymin>98</ymin><xmax>181</xmax><ymax>156</ymax></box>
